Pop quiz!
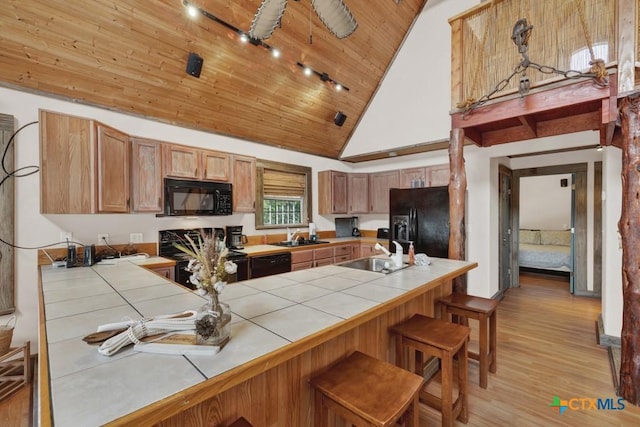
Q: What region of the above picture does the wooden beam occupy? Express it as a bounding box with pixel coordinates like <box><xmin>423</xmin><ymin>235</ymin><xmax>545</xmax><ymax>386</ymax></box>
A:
<box><xmin>448</xmin><ymin>128</ymin><xmax>467</xmax><ymax>294</ymax></box>
<box><xmin>617</xmin><ymin>0</ymin><xmax>636</xmax><ymax>93</ymax></box>
<box><xmin>451</xmin><ymin>77</ymin><xmax>615</xmax><ymax>130</ymax></box>
<box><xmin>618</xmin><ymin>94</ymin><xmax>640</xmax><ymax>405</ymax></box>
<box><xmin>518</xmin><ymin>114</ymin><xmax>537</xmax><ymax>139</ymax></box>
<box><xmin>0</xmin><ymin>114</ymin><xmax>15</xmax><ymax>315</ymax></box>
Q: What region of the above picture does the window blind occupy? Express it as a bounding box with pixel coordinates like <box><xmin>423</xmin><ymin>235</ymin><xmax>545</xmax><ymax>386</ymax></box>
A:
<box><xmin>263</xmin><ymin>168</ymin><xmax>306</xmax><ymax>197</ymax></box>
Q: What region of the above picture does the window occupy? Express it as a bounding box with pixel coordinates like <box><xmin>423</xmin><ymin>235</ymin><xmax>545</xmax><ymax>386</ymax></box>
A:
<box><xmin>255</xmin><ymin>160</ymin><xmax>312</xmax><ymax>229</ymax></box>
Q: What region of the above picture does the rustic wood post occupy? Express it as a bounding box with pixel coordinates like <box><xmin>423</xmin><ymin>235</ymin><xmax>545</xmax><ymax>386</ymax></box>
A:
<box><xmin>0</xmin><ymin>114</ymin><xmax>15</xmax><ymax>315</ymax></box>
<box><xmin>449</xmin><ymin>127</ymin><xmax>467</xmax><ymax>294</ymax></box>
<box><xmin>618</xmin><ymin>94</ymin><xmax>640</xmax><ymax>405</ymax></box>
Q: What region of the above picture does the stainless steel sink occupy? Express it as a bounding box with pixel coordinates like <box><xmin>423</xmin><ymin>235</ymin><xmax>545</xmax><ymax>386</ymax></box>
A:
<box><xmin>338</xmin><ymin>257</ymin><xmax>409</xmax><ymax>274</ymax></box>
<box><xmin>270</xmin><ymin>240</ymin><xmax>330</xmax><ymax>247</ymax></box>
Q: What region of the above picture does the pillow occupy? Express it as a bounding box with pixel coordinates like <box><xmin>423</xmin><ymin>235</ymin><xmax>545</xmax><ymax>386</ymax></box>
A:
<box><xmin>540</xmin><ymin>230</ymin><xmax>571</xmax><ymax>246</ymax></box>
<box><xmin>520</xmin><ymin>229</ymin><xmax>541</xmax><ymax>245</ymax></box>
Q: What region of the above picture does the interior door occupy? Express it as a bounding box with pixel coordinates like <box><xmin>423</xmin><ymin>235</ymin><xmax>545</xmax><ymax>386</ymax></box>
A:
<box><xmin>569</xmin><ymin>173</ymin><xmax>576</xmax><ymax>294</ymax></box>
<box><xmin>499</xmin><ymin>165</ymin><xmax>514</xmax><ymax>293</ymax></box>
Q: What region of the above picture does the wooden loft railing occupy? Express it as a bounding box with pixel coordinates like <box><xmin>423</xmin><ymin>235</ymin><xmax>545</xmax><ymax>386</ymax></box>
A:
<box><xmin>448</xmin><ymin>0</ymin><xmax>634</xmax><ymax>147</ymax></box>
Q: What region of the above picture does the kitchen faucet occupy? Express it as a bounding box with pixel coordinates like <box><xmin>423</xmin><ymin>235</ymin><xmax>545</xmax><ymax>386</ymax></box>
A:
<box><xmin>287</xmin><ymin>227</ymin><xmax>301</xmax><ymax>242</ymax></box>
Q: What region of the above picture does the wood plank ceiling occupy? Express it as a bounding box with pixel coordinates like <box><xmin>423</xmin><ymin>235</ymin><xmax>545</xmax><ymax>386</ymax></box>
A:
<box><xmin>0</xmin><ymin>0</ymin><xmax>427</xmax><ymax>159</ymax></box>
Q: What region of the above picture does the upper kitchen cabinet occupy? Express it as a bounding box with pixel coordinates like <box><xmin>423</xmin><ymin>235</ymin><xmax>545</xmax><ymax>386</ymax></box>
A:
<box><xmin>40</xmin><ymin>110</ymin><xmax>130</xmax><ymax>214</ymax></box>
<box><xmin>348</xmin><ymin>173</ymin><xmax>369</xmax><ymax>214</ymax></box>
<box><xmin>428</xmin><ymin>164</ymin><xmax>450</xmax><ymax>187</ymax></box>
<box><xmin>163</xmin><ymin>144</ymin><xmax>230</xmax><ymax>182</ymax></box>
<box><xmin>40</xmin><ymin>110</ymin><xmax>95</xmax><ymax>214</ymax></box>
<box><xmin>318</xmin><ymin>170</ymin><xmax>348</xmax><ymax>214</ymax></box>
<box><xmin>399</xmin><ymin>164</ymin><xmax>450</xmax><ymax>188</ymax></box>
<box><xmin>232</xmin><ymin>155</ymin><xmax>256</xmax><ymax>213</ymax></box>
<box><xmin>130</xmin><ymin>137</ymin><xmax>163</xmax><ymax>213</ymax></box>
<box><xmin>202</xmin><ymin>151</ymin><xmax>230</xmax><ymax>182</ymax></box>
<box><xmin>96</xmin><ymin>124</ymin><xmax>130</xmax><ymax>213</ymax></box>
<box><xmin>369</xmin><ymin>170</ymin><xmax>399</xmax><ymax>213</ymax></box>
<box><xmin>162</xmin><ymin>144</ymin><xmax>200</xmax><ymax>179</ymax></box>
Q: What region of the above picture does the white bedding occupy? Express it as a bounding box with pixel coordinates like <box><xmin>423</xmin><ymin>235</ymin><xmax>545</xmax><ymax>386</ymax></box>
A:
<box><xmin>519</xmin><ymin>243</ymin><xmax>572</xmax><ymax>272</ymax></box>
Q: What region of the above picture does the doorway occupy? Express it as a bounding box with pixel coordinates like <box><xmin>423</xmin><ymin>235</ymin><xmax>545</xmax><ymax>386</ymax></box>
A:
<box><xmin>500</xmin><ymin>163</ymin><xmax>600</xmax><ymax>297</ymax></box>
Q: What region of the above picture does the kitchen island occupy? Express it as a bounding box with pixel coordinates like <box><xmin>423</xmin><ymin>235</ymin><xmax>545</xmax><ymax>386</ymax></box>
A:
<box><xmin>39</xmin><ymin>256</ymin><xmax>476</xmax><ymax>426</ymax></box>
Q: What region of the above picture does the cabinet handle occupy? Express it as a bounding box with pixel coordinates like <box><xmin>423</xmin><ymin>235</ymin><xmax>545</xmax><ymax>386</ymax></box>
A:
<box><xmin>195</xmin><ymin>168</ymin><xmax>198</xmax><ymax>176</ymax></box>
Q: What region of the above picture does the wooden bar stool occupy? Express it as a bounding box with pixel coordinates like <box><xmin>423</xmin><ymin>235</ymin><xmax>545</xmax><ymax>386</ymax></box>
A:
<box><xmin>438</xmin><ymin>293</ymin><xmax>498</xmax><ymax>389</ymax></box>
<box><xmin>310</xmin><ymin>351</ymin><xmax>424</xmax><ymax>427</ymax></box>
<box><xmin>390</xmin><ymin>314</ymin><xmax>470</xmax><ymax>427</ymax></box>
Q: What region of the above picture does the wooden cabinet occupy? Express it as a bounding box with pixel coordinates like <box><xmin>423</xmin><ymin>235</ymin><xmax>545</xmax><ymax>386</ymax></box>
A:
<box><xmin>150</xmin><ymin>266</ymin><xmax>175</xmax><ymax>281</ymax></box>
<box><xmin>40</xmin><ymin>110</ymin><xmax>130</xmax><ymax>214</ymax></box>
<box><xmin>163</xmin><ymin>144</ymin><xmax>231</xmax><ymax>182</ymax></box>
<box><xmin>130</xmin><ymin>138</ymin><xmax>163</xmax><ymax>213</ymax></box>
<box><xmin>352</xmin><ymin>244</ymin><xmax>361</xmax><ymax>259</ymax></box>
<box><xmin>400</xmin><ymin>165</ymin><xmax>450</xmax><ymax>188</ymax></box>
<box><xmin>399</xmin><ymin>167</ymin><xmax>427</xmax><ymax>188</ymax></box>
<box><xmin>291</xmin><ymin>249</ymin><xmax>314</xmax><ymax>271</ymax></box>
<box><xmin>96</xmin><ymin>124</ymin><xmax>130</xmax><ymax>213</ymax></box>
<box><xmin>232</xmin><ymin>155</ymin><xmax>256</xmax><ymax>213</ymax></box>
<box><xmin>360</xmin><ymin>242</ymin><xmax>376</xmax><ymax>258</ymax></box>
<box><xmin>369</xmin><ymin>170</ymin><xmax>399</xmax><ymax>213</ymax></box>
<box><xmin>318</xmin><ymin>170</ymin><xmax>348</xmax><ymax>214</ymax></box>
<box><xmin>428</xmin><ymin>164</ymin><xmax>450</xmax><ymax>187</ymax></box>
<box><xmin>202</xmin><ymin>151</ymin><xmax>230</xmax><ymax>182</ymax></box>
<box><xmin>163</xmin><ymin>144</ymin><xmax>200</xmax><ymax>179</ymax></box>
<box><xmin>40</xmin><ymin>110</ymin><xmax>95</xmax><ymax>213</ymax></box>
<box><xmin>333</xmin><ymin>245</ymin><xmax>352</xmax><ymax>264</ymax></box>
<box><xmin>348</xmin><ymin>173</ymin><xmax>369</xmax><ymax>214</ymax></box>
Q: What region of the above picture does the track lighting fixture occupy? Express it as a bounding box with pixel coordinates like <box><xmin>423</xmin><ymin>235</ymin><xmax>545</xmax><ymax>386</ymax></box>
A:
<box><xmin>182</xmin><ymin>0</ymin><xmax>349</xmax><ymax>95</ymax></box>
<box><xmin>296</xmin><ymin>62</ymin><xmax>349</xmax><ymax>91</ymax></box>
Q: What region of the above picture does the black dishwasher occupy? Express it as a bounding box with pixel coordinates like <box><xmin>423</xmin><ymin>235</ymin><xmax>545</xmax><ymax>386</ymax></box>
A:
<box><xmin>250</xmin><ymin>252</ymin><xmax>292</xmax><ymax>279</ymax></box>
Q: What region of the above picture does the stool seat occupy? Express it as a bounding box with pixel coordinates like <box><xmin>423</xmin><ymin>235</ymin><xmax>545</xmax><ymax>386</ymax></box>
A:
<box><xmin>391</xmin><ymin>315</ymin><xmax>470</xmax><ymax>427</ymax></box>
<box><xmin>310</xmin><ymin>351</ymin><xmax>423</xmax><ymax>427</ymax></box>
<box><xmin>438</xmin><ymin>293</ymin><xmax>498</xmax><ymax>314</ymax></box>
<box><xmin>438</xmin><ymin>293</ymin><xmax>498</xmax><ymax>389</ymax></box>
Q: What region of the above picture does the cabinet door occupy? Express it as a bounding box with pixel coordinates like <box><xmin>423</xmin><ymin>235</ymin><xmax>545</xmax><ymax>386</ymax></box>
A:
<box><xmin>428</xmin><ymin>164</ymin><xmax>450</xmax><ymax>187</ymax></box>
<box><xmin>202</xmin><ymin>150</ymin><xmax>230</xmax><ymax>182</ymax></box>
<box><xmin>318</xmin><ymin>170</ymin><xmax>347</xmax><ymax>214</ymax></box>
<box><xmin>369</xmin><ymin>170</ymin><xmax>399</xmax><ymax>213</ymax></box>
<box><xmin>131</xmin><ymin>138</ymin><xmax>163</xmax><ymax>213</ymax></box>
<box><xmin>232</xmin><ymin>155</ymin><xmax>256</xmax><ymax>212</ymax></box>
<box><xmin>39</xmin><ymin>110</ymin><xmax>95</xmax><ymax>213</ymax></box>
<box><xmin>163</xmin><ymin>144</ymin><xmax>199</xmax><ymax>179</ymax></box>
<box><xmin>352</xmin><ymin>244</ymin><xmax>361</xmax><ymax>259</ymax></box>
<box><xmin>360</xmin><ymin>243</ymin><xmax>375</xmax><ymax>258</ymax></box>
<box><xmin>348</xmin><ymin>173</ymin><xmax>369</xmax><ymax>214</ymax></box>
<box><xmin>151</xmin><ymin>266</ymin><xmax>175</xmax><ymax>281</ymax></box>
<box><xmin>96</xmin><ymin>124</ymin><xmax>130</xmax><ymax>213</ymax></box>
<box><xmin>399</xmin><ymin>167</ymin><xmax>427</xmax><ymax>189</ymax></box>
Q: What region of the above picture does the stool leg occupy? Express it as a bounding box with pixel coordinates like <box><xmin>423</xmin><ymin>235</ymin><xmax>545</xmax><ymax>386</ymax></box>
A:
<box><xmin>441</xmin><ymin>354</ymin><xmax>454</xmax><ymax>427</ymax></box>
<box><xmin>489</xmin><ymin>311</ymin><xmax>497</xmax><ymax>374</ymax></box>
<box><xmin>405</xmin><ymin>394</ymin><xmax>419</xmax><ymax>427</ymax></box>
<box><xmin>479</xmin><ymin>313</ymin><xmax>488</xmax><ymax>389</ymax></box>
<box><xmin>458</xmin><ymin>339</ymin><xmax>469</xmax><ymax>423</ymax></box>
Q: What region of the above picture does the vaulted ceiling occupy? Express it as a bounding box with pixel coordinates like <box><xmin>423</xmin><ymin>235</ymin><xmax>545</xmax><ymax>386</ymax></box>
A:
<box><xmin>0</xmin><ymin>0</ymin><xmax>428</xmax><ymax>159</ymax></box>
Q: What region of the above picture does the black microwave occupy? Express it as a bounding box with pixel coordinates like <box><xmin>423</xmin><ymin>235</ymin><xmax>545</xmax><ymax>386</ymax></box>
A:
<box><xmin>164</xmin><ymin>178</ymin><xmax>232</xmax><ymax>216</ymax></box>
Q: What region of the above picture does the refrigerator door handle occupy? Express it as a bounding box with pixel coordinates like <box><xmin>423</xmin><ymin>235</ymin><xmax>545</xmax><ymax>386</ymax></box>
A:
<box><xmin>409</xmin><ymin>208</ymin><xmax>417</xmax><ymax>241</ymax></box>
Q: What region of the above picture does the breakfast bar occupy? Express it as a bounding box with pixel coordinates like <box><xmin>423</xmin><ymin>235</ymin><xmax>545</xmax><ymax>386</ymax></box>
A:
<box><xmin>39</xmin><ymin>257</ymin><xmax>476</xmax><ymax>426</ymax></box>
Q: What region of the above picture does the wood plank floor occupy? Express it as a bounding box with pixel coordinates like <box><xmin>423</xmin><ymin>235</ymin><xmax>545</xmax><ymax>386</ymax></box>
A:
<box><xmin>418</xmin><ymin>274</ymin><xmax>640</xmax><ymax>426</ymax></box>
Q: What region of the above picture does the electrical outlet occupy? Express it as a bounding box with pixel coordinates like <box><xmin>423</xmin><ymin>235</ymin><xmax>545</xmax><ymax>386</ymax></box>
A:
<box><xmin>98</xmin><ymin>233</ymin><xmax>110</xmax><ymax>244</ymax></box>
<box><xmin>129</xmin><ymin>233</ymin><xmax>143</xmax><ymax>243</ymax></box>
<box><xmin>60</xmin><ymin>231</ymin><xmax>73</xmax><ymax>243</ymax></box>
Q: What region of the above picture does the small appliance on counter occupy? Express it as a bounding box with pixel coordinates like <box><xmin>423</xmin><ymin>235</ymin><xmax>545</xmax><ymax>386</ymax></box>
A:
<box><xmin>309</xmin><ymin>222</ymin><xmax>318</xmax><ymax>241</ymax></box>
<box><xmin>351</xmin><ymin>216</ymin><xmax>360</xmax><ymax>237</ymax></box>
<box><xmin>377</xmin><ymin>228</ymin><xmax>390</xmax><ymax>239</ymax></box>
<box><xmin>83</xmin><ymin>244</ymin><xmax>96</xmax><ymax>266</ymax></box>
<box><xmin>335</xmin><ymin>217</ymin><xmax>360</xmax><ymax>238</ymax></box>
<box><xmin>225</xmin><ymin>225</ymin><xmax>248</xmax><ymax>250</ymax></box>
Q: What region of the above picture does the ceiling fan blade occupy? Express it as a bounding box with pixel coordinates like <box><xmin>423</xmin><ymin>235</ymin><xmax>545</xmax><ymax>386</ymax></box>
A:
<box><xmin>249</xmin><ymin>0</ymin><xmax>288</xmax><ymax>40</ymax></box>
<box><xmin>311</xmin><ymin>0</ymin><xmax>358</xmax><ymax>39</ymax></box>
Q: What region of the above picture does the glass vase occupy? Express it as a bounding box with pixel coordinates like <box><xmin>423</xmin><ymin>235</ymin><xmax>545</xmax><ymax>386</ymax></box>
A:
<box><xmin>195</xmin><ymin>291</ymin><xmax>231</xmax><ymax>346</ymax></box>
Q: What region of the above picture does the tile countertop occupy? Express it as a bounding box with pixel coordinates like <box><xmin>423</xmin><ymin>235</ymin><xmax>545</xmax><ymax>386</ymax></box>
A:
<box><xmin>239</xmin><ymin>236</ymin><xmax>384</xmax><ymax>256</ymax></box>
<box><xmin>39</xmin><ymin>256</ymin><xmax>476</xmax><ymax>426</ymax></box>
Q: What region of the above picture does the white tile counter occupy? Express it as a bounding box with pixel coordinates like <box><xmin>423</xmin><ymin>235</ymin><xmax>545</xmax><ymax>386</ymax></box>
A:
<box><xmin>39</xmin><ymin>257</ymin><xmax>476</xmax><ymax>426</ymax></box>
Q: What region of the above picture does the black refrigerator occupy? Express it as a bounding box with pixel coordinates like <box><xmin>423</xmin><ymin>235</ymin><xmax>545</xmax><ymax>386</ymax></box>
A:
<box><xmin>389</xmin><ymin>186</ymin><xmax>450</xmax><ymax>258</ymax></box>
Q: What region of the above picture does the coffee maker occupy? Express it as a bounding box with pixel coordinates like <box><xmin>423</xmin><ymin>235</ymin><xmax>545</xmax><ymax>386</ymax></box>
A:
<box><xmin>226</xmin><ymin>225</ymin><xmax>247</xmax><ymax>249</ymax></box>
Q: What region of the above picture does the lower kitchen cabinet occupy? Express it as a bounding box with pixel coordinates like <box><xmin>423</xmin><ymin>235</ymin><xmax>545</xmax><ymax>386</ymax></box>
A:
<box><xmin>360</xmin><ymin>242</ymin><xmax>375</xmax><ymax>258</ymax></box>
<box><xmin>150</xmin><ymin>266</ymin><xmax>175</xmax><ymax>281</ymax></box>
<box><xmin>333</xmin><ymin>245</ymin><xmax>352</xmax><ymax>264</ymax></box>
<box><xmin>290</xmin><ymin>245</ymin><xmax>353</xmax><ymax>271</ymax></box>
<box><xmin>291</xmin><ymin>250</ymin><xmax>314</xmax><ymax>271</ymax></box>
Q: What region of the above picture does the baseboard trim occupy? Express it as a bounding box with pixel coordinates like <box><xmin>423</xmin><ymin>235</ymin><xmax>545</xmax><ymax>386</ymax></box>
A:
<box><xmin>596</xmin><ymin>314</ymin><xmax>621</xmax><ymax>347</ymax></box>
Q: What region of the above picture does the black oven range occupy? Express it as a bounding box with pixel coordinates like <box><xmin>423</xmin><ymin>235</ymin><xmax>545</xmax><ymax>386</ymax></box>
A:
<box><xmin>158</xmin><ymin>228</ymin><xmax>248</xmax><ymax>289</ymax></box>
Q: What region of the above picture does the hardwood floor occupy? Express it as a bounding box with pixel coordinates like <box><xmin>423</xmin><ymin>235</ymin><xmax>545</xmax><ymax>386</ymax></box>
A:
<box><xmin>418</xmin><ymin>274</ymin><xmax>640</xmax><ymax>426</ymax></box>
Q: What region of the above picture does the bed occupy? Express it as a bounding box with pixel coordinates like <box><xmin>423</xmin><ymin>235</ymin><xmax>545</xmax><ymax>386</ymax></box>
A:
<box><xmin>519</xmin><ymin>229</ymin><xmax>572</xmax><ymax>273</ymax></box>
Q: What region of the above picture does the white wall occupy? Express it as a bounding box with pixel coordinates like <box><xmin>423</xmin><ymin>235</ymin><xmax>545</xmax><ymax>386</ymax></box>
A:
<box><xmin>520</xmin><ymin>175</ymin><xmax>572</xmax><ymax>230</ymax></box>
<box><xmin>342</xmin><ymin>0</ymin><xmax>480</xmax><ymax>156</ymax></box>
